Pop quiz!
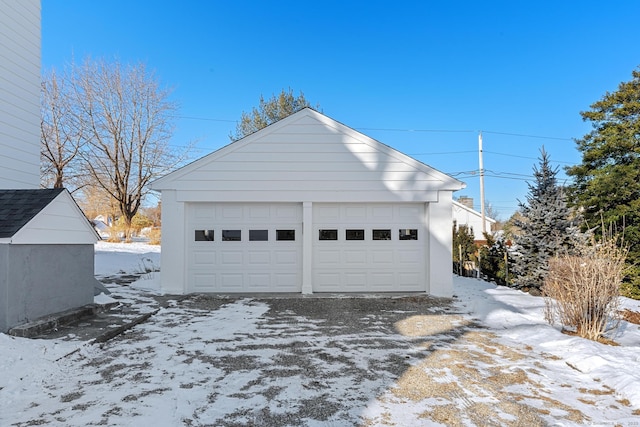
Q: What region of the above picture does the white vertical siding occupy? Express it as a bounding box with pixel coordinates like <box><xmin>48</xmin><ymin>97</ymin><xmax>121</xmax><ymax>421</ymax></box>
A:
<box><xmin>0</xmin><ymin>0</ymin><xmax>41</xmax><ymax>189</ymax></box>
<box><xmin>428</xmin><ymin>191</ymin><xmax>454</xmax><ymax>297</ymax></box>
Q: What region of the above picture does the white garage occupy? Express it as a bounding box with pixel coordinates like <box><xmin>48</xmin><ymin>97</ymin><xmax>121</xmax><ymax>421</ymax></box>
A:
<box><xmin>151</xmin><ymin>108</ymin><xmax>465</xmax><ymax>297</ymax></box>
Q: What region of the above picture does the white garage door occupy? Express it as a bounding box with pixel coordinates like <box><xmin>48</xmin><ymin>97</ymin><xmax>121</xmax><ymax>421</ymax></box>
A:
<box><xmin>187</xmin><ymin>203</ymin><xmax>302</xmax><ymax>292</ymax></box>
<box><xmin>313</xmin><ymin>203</ymin><xmax>426</xmax><ymax>292</ymax></box>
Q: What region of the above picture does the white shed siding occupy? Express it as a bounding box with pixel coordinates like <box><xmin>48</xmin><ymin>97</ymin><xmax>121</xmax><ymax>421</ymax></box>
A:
<box><xmin>0</xmin><ymin>0</ymin><xmax>41</xmax><ymax>189</ymax></box>
<box><xmin>11</xmin><ymin>191</ymin><xmax>98</xmax><ymax>245</ymax></box>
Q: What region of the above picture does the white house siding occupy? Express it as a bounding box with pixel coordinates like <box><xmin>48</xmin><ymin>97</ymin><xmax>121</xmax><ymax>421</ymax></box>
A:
<box><xmin>452</xmin><ymin>201</ymin><xmax>496</xmax><ymax>241</ymax></box>
<box><xmin>153</xmin><ymin>109</ymin><xmax>465</xmax><ymax>297</ymax></box>
<box><xmin>0</xmin><ymin>0</ymin><xmax>41</xmax><ymax>189</ymax></box>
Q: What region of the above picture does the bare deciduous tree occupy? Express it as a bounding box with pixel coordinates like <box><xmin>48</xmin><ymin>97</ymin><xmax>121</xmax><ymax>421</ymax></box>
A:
<box><xmin>40</xmin><ymin>68</ymin><xmax>84</xmax><ymax>190</ymax></box>
<box><xmin>69</xmin><ymin>58</ymin><xmax>186</xmax><ymax>239</ymax></box>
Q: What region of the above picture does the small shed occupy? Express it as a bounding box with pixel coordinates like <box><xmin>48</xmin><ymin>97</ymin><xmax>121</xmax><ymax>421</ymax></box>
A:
<box><xmin>0</xmin><ymin>188</ymin><xmax>99</xmax><ymax>332</ymax></box>
<box><xmin>152</xmin><ymin>108</ymin><xmax>466</xmax><ymax>297</ymax></box>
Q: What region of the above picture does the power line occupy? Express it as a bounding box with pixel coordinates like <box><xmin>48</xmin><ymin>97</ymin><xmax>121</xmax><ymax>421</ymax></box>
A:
<box><xmin>172</xmin><ymin>115</ymin><xmax>236</xmax><ymax>123</ymax></box>
<box><xmin>482</xmin><ymin>130</ymin><xmax>574</xmax><ymax>141</ymax></box>
<box><xmin>484</xmin><ymin>150</ymin><xmax>576</xmax><ymax>165</ymax></box>
<box><xmin>356</xmin><ymin>127</ymin><xmax>475</xmax><ymax>133</ymax></box>
<box><xmin>408</xmin><ymin>150</ymin><xmax>476</xmax><ymax>156</ymax></box>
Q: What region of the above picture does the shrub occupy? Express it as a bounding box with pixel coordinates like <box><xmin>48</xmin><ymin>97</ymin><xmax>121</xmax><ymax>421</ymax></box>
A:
<box><xmin>147</xmin><ymin>227</ymin><xmax>161</xmax><ymax>245</ymax></box>
<box><xmin>543</xmin><ymin>237</ymin><xmax>627</xmax><ymax>341</ymax></box>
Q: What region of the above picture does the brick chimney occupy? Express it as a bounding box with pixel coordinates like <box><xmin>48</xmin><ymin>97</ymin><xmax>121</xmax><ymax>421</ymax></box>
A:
<box><xmin>457</xmin><ymin>196</ymin><xmax>474</xmax><ymax>209</ymax></box>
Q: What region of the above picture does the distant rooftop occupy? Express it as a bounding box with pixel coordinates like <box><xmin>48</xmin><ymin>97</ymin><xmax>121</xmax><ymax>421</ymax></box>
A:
<box><xmin>0</xmin><ymin>188</ymin><xmax>64</xmax><ymax>238</ymax></box>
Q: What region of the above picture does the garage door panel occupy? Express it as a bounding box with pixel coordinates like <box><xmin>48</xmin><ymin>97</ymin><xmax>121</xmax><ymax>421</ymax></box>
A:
<box><xmin>345</xmin><ymin>272</ymin><xmax>367</xmax><ymax>289</ymax></box>
<box><xmin>398</xmin><ymin>249</ymin><xmax>422</xmax><ymax>264</ymax></box>
<box><xmin>273</xmin><ymin>273</ymin><xmax>299</xmax><ymax>291</ymax></box>
<box><xmin>372</xmin><ymin>206</ymin><xmax>393</xmax><ymax>220</ymax></box>
<box><xmin>399</xmin><ymin>272</ymin><xmax>422</xmax><ymax>289</ymax></box>
<box><xmin>220</xmin><ymin>273</ymin><xmax>244</xmax><ymax>291</ymax></box>
<box><xmin>274</xmin><ymin>250</ymin><xmax>298</xmax><ymax>265</ymax></box>
<box><xmin>346</xmin><ymin>206</ymin><xmax>366</xmax><ymax>218</ymax></box>
<box><xmin>316</xmin><ymin>249</ymin><xmax>340</xmax><ymax>265</ymax></box>
<box><xmin>221</xmin><ymin>206</ymin><xmax>243</xmax><ymax>219</ymax></box>
<box><xmin>275</xmin><ymin>205</ymin><xmax>300</xmax><ymax>220</ymax></box>
<box><xmin>316</xmin><ymin>272</ymin><xmax>340</xmax><ymax>291</ymax></box>
<box><xmin>221</xmin><ymin>251</ymin><xmax>243</xmax><ymax>265</ymax></box>
<box><xmin>248</xmin><ymin>205</ymin><xmax>270</xmax><ymax>219</ymax></box>
<box><xmin>248</xmin><ymin>273</ymin><xmax>270</xmax><ymax>288</ymax></box>
<box><xmin>371</xmin><ymin>272</ymin><xmax>394</xmax><ymax>288</ymax></box>
<box><xmin>344</xmin><ymin>250</ymin><xmax>367</xmax><ymax>264</ymax></box>
<box><xmin>313</xmin><ymin>203</ymin><xmax>426</xmax><ymax>292</ymax></box>
<box><xmin>193</xmin><ymin>274</ymin><xmax>216</xmax><ymax>291</ymax></box>
<box><xmin>248</xmin><ymin>251</ymin><xmax>271</xmax><ymax>265</ymax></box>
<box><xmin>187</xmin><ymin>203</ymin><xmax>302</xmax><ymax>292</ymax></box>
<box><xmin>372</xmin><ymin>250</ymin><xmax>394</xmax><ymax>264</ymax></box>
<box><xmin>192</xmin><ymin>250</ymin><xmax>216</xmax><ymax>266</ymax></box>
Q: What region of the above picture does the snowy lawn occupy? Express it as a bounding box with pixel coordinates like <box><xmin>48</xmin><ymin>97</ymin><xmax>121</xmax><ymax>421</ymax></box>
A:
<box><xmin>1</xmin><ymin>241</ymin><xmax>639</xmax><ymax>426</ymax></box>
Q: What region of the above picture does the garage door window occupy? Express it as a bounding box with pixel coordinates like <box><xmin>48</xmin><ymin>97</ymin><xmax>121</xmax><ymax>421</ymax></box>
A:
<box><xmin>346</xmin><ymin>229</ymin><xmax>365</xmax><ymax>240</ymax></box>
<box><xmin>249</xmin><ymin>229</ymin><xmax>268</xmax><ymax>241</ymax></box>
<box><xmin>399</xmin><ymin>229</ymin><xmax>418</xmax><ymax>240</ymax></box>
<box><xmin>319</xmin><ymin>229</ymin><xmax>338</xmax><ymax>240</ymax></box>
<box><xmin>222</xmin><ymin>230</ymin><xmax>241</xmax><ymax>241</ymax></box>
<box><xmin>195</xmin><ymin>230</ymin><xmax>214</xmax><ymax>241</ymax></box>
<box><xmin>276</xmin><ymin>230</ymin><xmax>295</xmax><ymax>241</ymax></box>
<box><xmin>372</xmin><ymin>229</ymin><xmax>391</xmax><ymax>240</ymax></box>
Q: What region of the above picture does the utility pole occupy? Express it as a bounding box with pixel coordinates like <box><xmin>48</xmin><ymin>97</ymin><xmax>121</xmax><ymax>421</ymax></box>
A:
<box><xmin>479</xmin><ymin>131</ymin><xmax>486</xmax><ymax>234</ymax></box>
<box><xmin>477</xmin><ymin>131</ymin><xmax>485</xmax><ymax>280</ymax></box>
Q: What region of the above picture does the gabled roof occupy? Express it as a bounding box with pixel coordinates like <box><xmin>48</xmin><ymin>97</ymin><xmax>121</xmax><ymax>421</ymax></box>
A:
<box><xmin>452</xmin><ymin>200</ymin><xmax>497</xmax><ymax>224</ymax></box>
<box><xmin>0</xmin><ymin>188</ymin><xmax>64</xmax><ymax>238</ymax></box>
<box><xmin>151</xmin><ymin>108</ymin><xmax>465</xmax><ymax>201</ymax></box>
<box><xmin>0</xmin><ymin>188</ymin><xmax>99</xmax><ymax>244</ymax></box>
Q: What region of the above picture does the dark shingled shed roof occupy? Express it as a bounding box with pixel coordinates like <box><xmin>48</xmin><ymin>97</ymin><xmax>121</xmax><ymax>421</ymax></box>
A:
<box><xmin>0</xmin><ymin>188</ymin><xmax>65</xmax><ymax>238</ymax></box>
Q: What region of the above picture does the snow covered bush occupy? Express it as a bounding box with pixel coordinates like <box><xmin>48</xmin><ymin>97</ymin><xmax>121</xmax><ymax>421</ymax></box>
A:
<box><xmin>543</xmin><ymin>237</ymin><xmax>627</xmax><ymax>341</ymax></box>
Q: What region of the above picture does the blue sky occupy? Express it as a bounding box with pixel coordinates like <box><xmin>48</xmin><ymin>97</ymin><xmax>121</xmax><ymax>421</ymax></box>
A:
<box><xmin>41</xmin><ymin>1</ymin><xmax>640</xmax><ymax>219</ymax></box>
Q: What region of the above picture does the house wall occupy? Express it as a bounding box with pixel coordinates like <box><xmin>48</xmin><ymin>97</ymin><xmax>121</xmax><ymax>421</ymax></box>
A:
<box><xmin>452</xmin><ymin>202</ymin><xmax>495</xmax><ymax>241</ymax></box>
<box><xmin>0</xmin><ymin>244</ymin><xmax>95</xmax><ymax>332</ymax></box>
<box><xmin>0</xmin><ymin>0</ymin><xmax>41</xmax><ymax>189</ymax></box>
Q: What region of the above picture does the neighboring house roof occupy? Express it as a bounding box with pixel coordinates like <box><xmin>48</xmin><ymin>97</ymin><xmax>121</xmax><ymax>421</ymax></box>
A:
<box><xmin>151</xmin><ymin>108</ymin><xmax>465</xmax><ymax>200</ymax></box>
<box><xmin>452</xmin><ymin>200</ymin><xmax>497</xmax><ymax>241</ymax></box>
<box><xmin>0</xmin><ymin>188</ymin><xmax>64</xmax><ymax>238</ymax></box>
<box><xmin>0</xmin><ymin>188</ymin><xmax>99</xmax><ymax>244</ymax></box>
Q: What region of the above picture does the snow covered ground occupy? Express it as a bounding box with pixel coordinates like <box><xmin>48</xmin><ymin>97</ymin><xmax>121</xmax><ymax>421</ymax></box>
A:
<box><xmin>1</xmin><ymin>241</ymin><xmax>639</xmax><ymax>426</ymax></box>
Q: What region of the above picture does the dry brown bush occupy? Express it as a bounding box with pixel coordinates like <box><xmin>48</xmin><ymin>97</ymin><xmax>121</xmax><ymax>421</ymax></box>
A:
<box><xmin>543</xmin><ymin>238</ymin><xmax>627</xmax><ymax>341</ymax></box>
<box><xmin>147</xmin><ymin>227</ymin><xmax>161</xmax><ymax>245</ymax></box>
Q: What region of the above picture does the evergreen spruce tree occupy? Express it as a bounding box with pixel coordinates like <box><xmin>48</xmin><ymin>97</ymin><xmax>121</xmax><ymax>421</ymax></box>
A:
<box><xmin>566</xmin><ymin>67</ymin><xmax>640</xmax><ymax>298</ymax></box>
<box><xmin>513</xmin><ymin>148</ymin><xmax>584</xmax><ymax>292</ymax></box>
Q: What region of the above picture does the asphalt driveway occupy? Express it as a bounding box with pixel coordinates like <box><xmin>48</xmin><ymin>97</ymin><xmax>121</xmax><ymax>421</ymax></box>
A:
<box><xmin>13</xmin><ymin>281</ymin><xmax>600</xmax><ymax>427</ymax></box>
